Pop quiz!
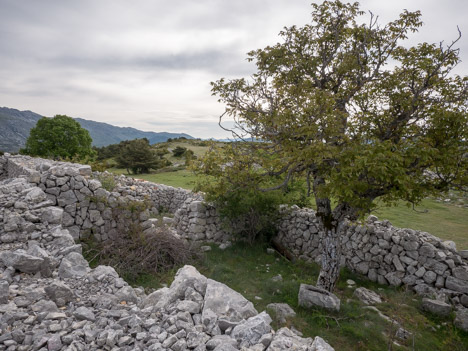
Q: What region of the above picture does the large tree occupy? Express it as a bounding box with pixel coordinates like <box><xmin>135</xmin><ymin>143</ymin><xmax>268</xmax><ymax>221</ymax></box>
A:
<box><xmin>207</xmin><ymin>1</ymin><xmax>468</xmax><ymax>292</ymax></box>
<box><xmin>22</xmin><ymin>115</ymin><xmax>94</xmax><ymax>159</ymax></box>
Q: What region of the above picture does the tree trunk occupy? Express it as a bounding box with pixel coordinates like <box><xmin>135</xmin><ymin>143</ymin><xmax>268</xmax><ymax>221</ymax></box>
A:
<box><xmin>316</xmin><ymin>223</ymin><xmax>342</xmax><ymax>292</ymax></box>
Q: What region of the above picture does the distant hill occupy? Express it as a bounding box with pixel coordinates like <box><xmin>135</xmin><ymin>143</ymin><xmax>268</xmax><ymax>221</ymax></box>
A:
<box><xmin>0</xmin><ymin>107</ymin><xmax>194</xmax><ymax>152</ymax></box>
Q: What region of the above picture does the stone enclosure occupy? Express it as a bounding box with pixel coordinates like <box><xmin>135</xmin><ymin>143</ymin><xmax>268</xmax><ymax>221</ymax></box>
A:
<box><xmin>0</xmin><ymin>154</ymin><xmax>335</xmax><ymax>350</ymax></box>
<box><xmin>1</xmin><ymin>153</ymin><xmax>468</xmax><ymax>347</ymax></box>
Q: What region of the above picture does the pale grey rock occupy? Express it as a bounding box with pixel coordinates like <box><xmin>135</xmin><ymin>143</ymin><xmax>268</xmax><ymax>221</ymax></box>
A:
<box><xmin>446</xmin><ymin>276</ymin><xmax>468</xmax><ymax>294</ymax></box>
<box><xmin>142</xmin><ymin>287</ymin><xmax>170</xmax><ymax>309</ymax></box>
<box><xmin>206</xmin><ymin>335</ymin><xmax>238</xmax><ymax>350</ymax></box>
<box><xmin>459</xmin><ymin>250</ymin><xmax>468</xmax><ymax>259</ymax></box>
<box><xmin>203</xmin><ymin>279</ymin><xmax>258</xmax><ymax>323</ymax></box>
<box><xmin>311</xmin><ymin>336</ymin><xmax>335</xmax><ymax>351</ymax></box>
<box><xmin>298</xmin><ymin>284</ymin><xmax>340</xmax><ymax>312</ymax></box>
<box><xmin>57</xmin><ymin>190</ymin><xmax>78</xmax><ymax>207</ymax></box>
<box><xmin>353</xmin><ymin>287</ymin><xmax>382</xmax><ymax>305</ymax></box>
<box><xmin>231</xmin><ymin>312</ymin><xmax>272</xmax><ymax>347</ymax></box>
<box><xmin>452</xmin><ymin>266</ymin><xmax>468</xmax><ymax>281</ymax></box>
<box><xmin>58</xmin><ymin>255</ymin><xmax>89</xmax><ymax>279</ymax></box>
<box><xmin>421</xmin><ymin>298</ymin><xmax>452</xmax><ymax>316</ymax></box>
<box><xmin>25</xmin><ymin>187</ymin><xmax>47</xmax><ymax>203</ymax></box>
<box><xmin>177</xmin><ymin>300</ymin><xmax>201</xmax><ymax>314</ymax></box>
<box><xmin>0</xmin><ymin>250</ymin><xmax>44</xmax><ymax>274</ymax></box>
<box><xmin>74</xmin><ymin>306</ymin><xmax>96</xmax><ymax>321</ymax></box>
<box><xmin>0</xmin><ymin>280</ymin><xmax>9</xmax><ymax>304</ymax></box>
<box><xmin>116</xmin><ymin>286</ymin><xmax>138</xmax><ymax>304</ymax></box>
<box><xmin>266</xmin><ymin>327</ymin><xmax>313</xmax><ymax>351</ymax></box>
<box><xmin>385</xmin><ymin>272</ymin><xmax>403</xmax><ymax>286</ymax></box>
<box><xmin>41</xmin><ymin>207</ymin><xmax>63</xmax><ymax>224</ymax></box>
<box><xmin>442</xmin><ymin>240</ymin><xmax>457</xmax><ymax>251</ymax></box>
<box><xmin>266</xmin><ymin>303</ymin><xmax>296</xmax><ymax>323</ymax></box>
<box><xmin>454</xmin><ymin>309</ymin><xmax>468</xmax><ymax>332</ymax></box>
<box><xmin>44</xmin><ymin>281</ymin><xmax>75</xmax><ymax>307</ymax></box>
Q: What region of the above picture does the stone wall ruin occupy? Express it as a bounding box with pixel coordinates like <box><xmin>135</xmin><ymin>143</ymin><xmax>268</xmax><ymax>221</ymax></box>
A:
<box><xmin>0</xmin><ymin>154</ymin><xmax>334</xmax><ymax>350</ymax></box>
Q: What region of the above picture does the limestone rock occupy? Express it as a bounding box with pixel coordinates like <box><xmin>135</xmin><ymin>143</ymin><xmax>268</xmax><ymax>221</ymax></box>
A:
<box><xmin>203</xmin><ymin>278</ymin><xmax>257</xmax><ymax>324</ymax></box>
<box><xmin>353</xmin><ymin>287</ymin><xmax>382</xmax><ymax>305</ymax></box>
<box><xmin>0</xmin><ymin>280</ymin><xmax>9</xmax><ymax>304</ymax></box>
<box><xmin>0</xmin><ymin>250</ymin><xmax>44</xmax><ymax>274</ymax></box>
<box><xmin>44</xmin><ymin>281</ymin><xmax>75</xmax><ymax>307</ymax></box>
<box><xmin>266</xmin><ymin>303</ymin><xmax>296</xmax><ymax>323</ymax></box>
<box><xmin>41</xmin><ymin>207</ymin><xmax>63</xmax><ymax>224</ymax></box>
<box><xmin>311</xmin><ymin>336</ymin><xmax>335</xmax><ymax>351</ymax></box>
<box><xmin>298</xmin><ymin>284</ymin><xmax>340</xmax><ymax>312</ymax></box>
<box><xmin>454</xmin><ymin>308</ymin><xmax>468</xmax><ymax>332</ymax></box>
<box><xmin>421</xmin><ymin>298</ymin><xmax>452</xmax><ymax>316</ymax></box>
<box><xmin>231</xmin><ymin>311</ymin><xmax>272</xmax><ymax>347</ymax></box>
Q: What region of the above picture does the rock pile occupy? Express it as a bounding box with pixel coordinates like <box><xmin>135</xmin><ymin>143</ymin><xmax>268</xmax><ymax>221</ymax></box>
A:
<box><xmin>0</xmin><ymin>162</ymin><xmax>334</xmax><ymax>350</ymax></box>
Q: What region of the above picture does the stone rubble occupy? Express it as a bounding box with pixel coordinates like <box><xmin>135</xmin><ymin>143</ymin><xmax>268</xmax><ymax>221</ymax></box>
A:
<box><xmin>0</xmin><ymin>156</ymin><xmax>335</xmax><ymax>350</ymax></box>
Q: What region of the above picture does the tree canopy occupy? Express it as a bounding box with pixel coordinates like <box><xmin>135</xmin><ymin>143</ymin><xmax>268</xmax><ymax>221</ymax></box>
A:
<box><xmin>116</xmin><ymin>138</ymin><xmax>167</xmax><ymax>174</ymax></box>
<box><xmin>21</xmin><ymin>115</ymin><xmax>94</xmax><ymax>160</ymax></box>
<box><xmin>199</xmin><ymin>1</ymin><xmax>468</xmax><ymax>292</ymax></box>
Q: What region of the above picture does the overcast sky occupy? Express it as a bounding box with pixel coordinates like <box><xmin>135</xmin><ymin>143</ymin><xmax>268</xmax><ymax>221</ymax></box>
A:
<box><xmin>1</xmin><ymin>0</ymin><xmax>467</xmax><ymax>139</ymax></box>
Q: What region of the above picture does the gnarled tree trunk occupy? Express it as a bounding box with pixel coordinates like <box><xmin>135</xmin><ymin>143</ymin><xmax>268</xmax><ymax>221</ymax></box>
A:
<box><xmin>316</xmin><ymin>221</ymin><xmax>345</xmax><ymax>292</ymax></box>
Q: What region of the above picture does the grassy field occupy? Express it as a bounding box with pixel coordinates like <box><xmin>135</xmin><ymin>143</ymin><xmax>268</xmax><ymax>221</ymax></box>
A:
<box><xmin>128</xmin><ymin>242</ymin><xmax>468</xmax><ymax>351</ymax></box>
<box><xmin>375</xmin><ymin>199</ymin><xmax>468</xmax><ymax>250</ymax></box>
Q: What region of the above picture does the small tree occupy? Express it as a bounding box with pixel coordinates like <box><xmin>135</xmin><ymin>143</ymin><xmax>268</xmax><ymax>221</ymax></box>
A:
<box><xmin>207</xmin><ymin>1</ymin><xmax>468</xmax><ymax>292</ymax></box>
<box><xmin>172</xmin><ymin>146</ymin><xmax>187</xmax><ymax>157</ymax></box>
<box><xmin>21</xmin><ymin>115</ymin><xmax>94</xmax><ymax>159</ymax></box>
<box><xmin>116</xmin><ymin>138</ymin><xmax>163</xmax><ymax>174</ymax></box>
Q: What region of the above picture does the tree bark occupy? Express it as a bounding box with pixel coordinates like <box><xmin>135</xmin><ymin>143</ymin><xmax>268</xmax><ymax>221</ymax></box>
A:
<box><xmin>316</xmin><ymin>223</ymin><xmax>343</xmax><ymax>292</ymax></box>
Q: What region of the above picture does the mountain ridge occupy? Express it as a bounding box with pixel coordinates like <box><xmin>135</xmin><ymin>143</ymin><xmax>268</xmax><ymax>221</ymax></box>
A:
<box><xmin>0</xmin><ymin>107</ymin><xmax>194</xmax><ymax>152</ymax></box>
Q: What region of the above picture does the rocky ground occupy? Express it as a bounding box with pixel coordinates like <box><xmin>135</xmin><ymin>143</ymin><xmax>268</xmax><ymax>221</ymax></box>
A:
<box><xmin>0</xmin><ymin>176</ymin><xmax>335</xmax><ymax>350</ymax></box>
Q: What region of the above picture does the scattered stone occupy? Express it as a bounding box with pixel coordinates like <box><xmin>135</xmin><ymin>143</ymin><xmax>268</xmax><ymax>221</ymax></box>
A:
<box><xmin>421</xmin><ymin>298</ymin><xmax>452</xmax><ymax>316</ymax></box>
<box><xmin>353</xmin><ymin>287</ymin><xmax>382</xmax><ymax>305</ymax></box>
<box><xmin>298</xmin><ymin>284</ymin><xmax>340</xmax><ymax>312</ymax></box>
<box><xmin>454</xmin><ymin>309</ymin><xmax>468</xmax><ymax>332</ymax></box>
<box><xmin>266</xmin><ymin>303</ymin><xmax>296</xmax><ymax>323</ymax></box>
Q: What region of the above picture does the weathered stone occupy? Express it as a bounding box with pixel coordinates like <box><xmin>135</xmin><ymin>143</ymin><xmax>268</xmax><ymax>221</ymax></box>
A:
<box><xmin>353</xmin><ymin>287</ymin><xmax>382</xmax><ymax>305</ymax></box>
<box><xmin>446</xmin><ymin>276</ymin><xmax>468</xmax><ymax>294</ymax></box>
<box><xmin>231</xmin><ymin>311</ymin><xmax>272</xmax><ymax>347</ymax></box>
<box><xmin>311</xmin><ymin>336</ymin><xmax>335</xmax><ymax>351</ymax></box>
<box><xmin>203</xmin><ymin>278</ymin><xmax>258</xmax><ymax>323</ymax></box>
<box><xmin>421</xmin><ymin>298</ymin><xmax>452</xmax><ymax>316</ymax></box>
<box><xmin>0</xmin><ymin>280</ymin><xmax>9</xmax><ymax>304</ymax></box>
<box><xmin>0</xmin><ymin>250</ymin><xmax>44</xmax><ymax>274</ymax></box>
<box><xmin>452</xmin><ymin>266</ymin><xmax>468</xmax><ymax>281</ymax></box>
<box><xmin>44</xmin><ymin>281</ymin><xmax>75</xmax><ymax>307</ymax></box>
<box><xmin>298</xmin><ymin>284</ymin><xmax>340</xmax><ymax>311</ymax></box>
<box><xmin>454</xmin><ymin>309</ymin><xmax>468</xmax><ymax>332</ymax></box>
<box><xmin>266</xmin><ymin>303</ymin><xmax>296</xmax><ymax>323</ymax></box>
<box><xmin>25</xmin><ymin>187</ymin><xmax>47</xmax><ymax>203</ymax></box>
<box><xmin>41</xmin><ymin>207</ymin><xmax>63</xmax><ymax>224</ymax></box>
<box><xmin>74</xmin><ymin>306</ymin><xmax>96</xmax><ymax>321</ymax></box>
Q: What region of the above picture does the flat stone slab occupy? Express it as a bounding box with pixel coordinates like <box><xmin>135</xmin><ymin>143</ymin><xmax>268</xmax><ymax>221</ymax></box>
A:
<box><xmin>353</xmin><ymin>287</ymin><xmax>382</xmax><ymax>305</ymax></box>
<box><xmin>298</xmin><ymin>284</ymin><xmax>340</xmax><ymax>312</ymax></box>
<box><xmin>421</xmin><ymin>298</ymin><xmax>452</xmax><ymax>316</ymax></box>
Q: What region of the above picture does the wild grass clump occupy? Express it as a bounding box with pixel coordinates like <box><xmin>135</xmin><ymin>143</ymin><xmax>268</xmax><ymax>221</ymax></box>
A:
<box><xmin>90</xmin><ymin>225</ymin><xmax>200</xmax><ymax>282</ymax></box>
<box><xmin>95</xmin><ymin>172</ymin><xmax>117</xmax><ymax>191</ymax></box>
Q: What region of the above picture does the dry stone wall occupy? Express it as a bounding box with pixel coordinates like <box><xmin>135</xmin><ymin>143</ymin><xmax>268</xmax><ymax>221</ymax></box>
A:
<box><xmin>276</xmin><ymin>206</ymin><xmax>468</xmax><ymax>308</ymax></box>
<box><xmin>2</xmin><ymin>155</ymin><xmax>468</xmax><ymax>311</ymax></box>
<box><xmin>1</xmin><ymin>159</ymin><xmax>333</xmax><ymax>350</ymax></box>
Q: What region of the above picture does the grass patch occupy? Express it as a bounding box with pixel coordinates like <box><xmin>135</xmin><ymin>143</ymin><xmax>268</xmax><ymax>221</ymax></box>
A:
<box><xmin>146</xmin><ymin>241</ymin><xmax>467</xmax><ymax>351</ymax></box>
<box><xmin>375</xmin><ymin>198</ymin><xmax>468</xmax><ymax>250</ymax></box>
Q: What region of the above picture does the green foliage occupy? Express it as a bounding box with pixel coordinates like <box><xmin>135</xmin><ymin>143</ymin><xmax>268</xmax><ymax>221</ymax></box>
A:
<box><xmin>21</xmin><ymin>115</ymin><xmax>95</xmax><ymax>159</ymax></box>
<box><xmin>115</xmin><ymin>138</ymin><xmax>165</xmax><ymax>174</ymax></box>
<box><xmin>172</xmin><ymin>146</ymin><xmax>187</xmax><ymax>157</ymax></box>
<box><xmin>194</xmin><ymin>142</ymin><xmax>306</xmax><ymax>243</ymax></box>
<box><xmin>210</xmin><ymin>1</ymin><xmax>467</xmax><ymax>221</ymax></box>
<box><xmin>95</xmin><ymin>173</ymin><xmax>117</xmax><ymax>192</ymax></box>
